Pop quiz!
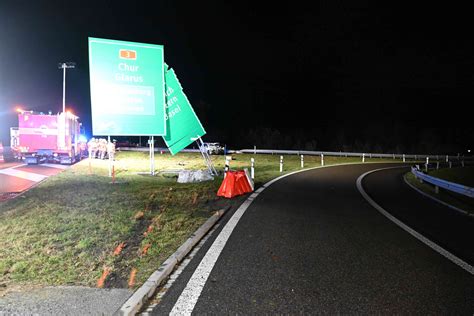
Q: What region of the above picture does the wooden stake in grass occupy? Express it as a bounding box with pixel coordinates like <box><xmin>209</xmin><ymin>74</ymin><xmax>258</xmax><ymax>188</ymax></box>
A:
<box><xmin>112</xmin><ymin>164</ymin><xmax>115</xmax><ymax>184</ymax></box>
<box><xmin>128</xmin><ymin>268</ymin><xmax>137</xmax><ymax>288</ymax></box>
<box><xmin>134</xmin><ymin>211</ymin><xmax>144</xmax><ymax>220</ymax></box>
<box><xmin>97</xmin><ymin>267</ymin><xmax>111</xmax><ymax>288</ymax></box>
<box><xmin>113</xmin><ymin>242</ymin><xmax>126</xmax><ymax>256</ymax></box>
<box><xmin>141</xmin><ymin>243</ymin><xmax>151</xmax><ymax>256</ymax></box>
<box><xmin>143</xmin><ymin>225</ymin><xmax>154</xmax><ymax>237</ymax></box>
<box><xmin>192</xmin><ymin>192</ymin><xmax>198</xmax><ymax>205</ymax></box>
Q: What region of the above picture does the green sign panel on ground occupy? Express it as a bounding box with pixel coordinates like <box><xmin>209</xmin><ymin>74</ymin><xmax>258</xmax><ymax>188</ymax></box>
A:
<box><xmin>88</xmin><ymin>37</ymin><xmax>166</xmax><ymax>135</ymax></box>
<box><xmin>163</xmin><ymin>67</ymin><xmax>206</xmax><ymax>155</ymax></box>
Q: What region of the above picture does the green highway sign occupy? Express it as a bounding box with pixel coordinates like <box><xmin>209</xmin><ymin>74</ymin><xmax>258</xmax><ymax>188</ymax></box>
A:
<box><xmin>163</xmin><ymin>67</ymin><xmax>206</xmax><ymax>155</ymax></box>
<box><xmin>88</xmin><ymin>37</ymin><xmax>166</xmax><ymax>135</ymax></box>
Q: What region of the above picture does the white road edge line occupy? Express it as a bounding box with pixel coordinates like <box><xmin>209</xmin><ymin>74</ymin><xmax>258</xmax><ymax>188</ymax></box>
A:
<box><xmin>356</xmin><ymin>167</ymin><xmax>474</xmax><ymax>276</ymax></box>
<box><xmin>169</xmin><ymin>162</ymin><xmax>407</xmax><ymax>315</ymax></box>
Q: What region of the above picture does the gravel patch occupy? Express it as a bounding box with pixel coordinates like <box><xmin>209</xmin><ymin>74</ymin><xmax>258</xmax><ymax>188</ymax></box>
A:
<box><xmin>0</xmin><ymin>286</ymin><xmax>132</xmax><ymax>315</ymax></box>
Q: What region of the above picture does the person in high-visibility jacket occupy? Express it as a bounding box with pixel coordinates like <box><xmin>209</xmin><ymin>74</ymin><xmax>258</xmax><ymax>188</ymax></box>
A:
<box><xmin>98</xmin><ymin>139</ymin><xmax>107</xmax><ymax>159</ymax></box>
<box><xmin>87</xmin><ymin>138</ymin><xmax>98</xmax><ymax>159</ymax></box>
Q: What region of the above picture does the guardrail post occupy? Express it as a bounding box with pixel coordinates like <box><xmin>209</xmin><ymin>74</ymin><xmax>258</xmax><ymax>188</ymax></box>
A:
<box><xmin>301</xmin><ymin>155</ymin><xmax>304</xmax><ymax>168</ymax></box>
<box><xmin>436</xmin><ymin>161</ymin><xmax>439</xmax><ymax>170</ymax></box>
<box><xmin>393</xmin><ymin>153</ymin><xmax>395</xmax><ymax>159</ymax></box>
<box><xmin>254</xmin><ymin>145</ymin><xmax>256</xmax><ymax>155</ymax></box>
<box><xmin>321</xmin><ymin>153</ymin><xmax>324</xmax><ymax>166</ymax></box>
<box><xmin>369</xmin><ymin>153</ymin><xmax>372</xmax><ymax>158</ymax></box>
<box><xmin>403</xmin><ymin>154</ymin><xmax>406</xmax><ymax>162</ymax></box>
<box><xmin>415</xmin><ymin>154</ymin><xmax>417</xmax><ymax>160</ymax></box>
<box><xmin>280</xmin><ymin>156</ymin><xmax>283</xmax><ymax>173</ymax></box>
<box><xmin>425</xmin><ymin>157</ymin><xmax>429</xmax><ymax>172</ymax></box>
<box><xmin>362</xmin><ymin>153</ymin><xmax>365</xmax><ymax>163</ymax></box>
<box><xmin>446</xmin><ymin>155</ymin><xmax>449</xmax><ymax>163</ymax></box>
<box><xmin>251</xmin><ymin>157</ymin><xmax>255</xmax><ymax>180</ymax></box>
<box><xmin>449</xmin><ymin>161</ymin><xmax>452</xmax><ymax>168</ymax></box>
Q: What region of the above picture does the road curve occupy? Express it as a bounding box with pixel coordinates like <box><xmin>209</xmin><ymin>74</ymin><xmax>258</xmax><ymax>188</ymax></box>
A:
<box><xmin>150</xmin><ymin>163</ymin><xmax>473</xmax><ymax>314</ymax></box>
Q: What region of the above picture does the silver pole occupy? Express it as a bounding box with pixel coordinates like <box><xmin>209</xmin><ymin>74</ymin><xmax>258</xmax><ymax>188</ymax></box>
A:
<box><xmin>62</xmin><ymin>64</ymin><xmax>66</xmax><ymax>113</ymax></box>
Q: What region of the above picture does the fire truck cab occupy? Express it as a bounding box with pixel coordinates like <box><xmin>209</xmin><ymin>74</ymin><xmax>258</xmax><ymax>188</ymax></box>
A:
<box><xmin>14</xmin><ymin>111</ymin><xmax>84</xmax><ymax>165</ymax></box>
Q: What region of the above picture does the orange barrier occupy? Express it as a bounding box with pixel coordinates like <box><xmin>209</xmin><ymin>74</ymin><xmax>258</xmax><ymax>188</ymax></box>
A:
<box><xmin>217</xmin><ymin>170</ymin><xmax>253</xmax><ymax>198</ymax></box>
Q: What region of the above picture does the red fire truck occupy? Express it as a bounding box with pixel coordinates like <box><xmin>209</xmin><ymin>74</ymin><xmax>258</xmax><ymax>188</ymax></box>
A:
<box><xmin>13</xmin><ymin>111</ymin><xmax>85</xmax><ymax>164</ymax></box>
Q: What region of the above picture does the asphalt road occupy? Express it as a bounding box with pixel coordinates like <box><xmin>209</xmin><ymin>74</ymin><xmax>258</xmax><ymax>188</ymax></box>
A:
<box><xmin>150</xmin><ymin>163</ymin><xmax>474</xmax><ymax>314</ymax></box>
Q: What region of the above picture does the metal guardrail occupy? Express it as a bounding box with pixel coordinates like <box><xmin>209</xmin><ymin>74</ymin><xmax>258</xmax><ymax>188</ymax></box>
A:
<box><xmin>411</xmin><ymin>167</ymin><xmax>474</xmax><ymax>198</ymax></box>
<box><xmin>117</xmin><ymin>146</ymin><xmax>474</xmax><ymax>162</ymax></box>
<box><xmin>238</xmin><ymin>149</ymin><xmax>474</xmax><ymax>161</ymax></box>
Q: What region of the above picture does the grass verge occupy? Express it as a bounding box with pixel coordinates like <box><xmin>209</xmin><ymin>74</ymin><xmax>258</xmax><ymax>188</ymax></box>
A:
<box><xmin>0</xmin><ymin>151</ymin><xmax>401</xmax><ymax>294</ymax></box>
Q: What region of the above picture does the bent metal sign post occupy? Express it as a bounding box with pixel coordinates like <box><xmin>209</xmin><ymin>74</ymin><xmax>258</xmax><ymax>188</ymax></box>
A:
<box><xmin>88</xmin><ymin>37</ymin><xmax>166</xmax><ymax>136</ymax></box>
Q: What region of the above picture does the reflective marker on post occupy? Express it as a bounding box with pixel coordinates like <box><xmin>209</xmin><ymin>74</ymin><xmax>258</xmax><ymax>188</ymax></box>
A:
<box><xmin>446</xmin><ymin>155</ymin><xmax>449</xmax><ymax>163</ymax></box>
<box><xmin>280</xmin><ymin>156</ymin><xmax>283</xmax><ymax>173</ymax></box>
<box><xmin>403</xmin><ymin>154</ymin><xmax>406</xmax><ymax>162</ymax></box>
<box><xmin>321</xmin><ymin>153</ymin><xmax>324</xmax><ymax>166</ymax></box>
<box><xmin>362</xmin><ymin>153</ymin><xmax>365</xmax><ymax>163</ymax></box>
<box><xmin>224</xmin><ymin>155</ymin><xmax>231</xmax><ymax>177</ymax></box>
<box><xmin>425</xmin><ymin>157</ymin><xmax>429</xmax><ymax>172</ymax></box>
<box><xmin>301</xmin><ymin>155</ymin><xmax>304</xmax><ymax>168</ymax></box>
<box><xmin>251</xmin><ymin>158</ymin><xmax>255</xmax><ymax>180</ymax></box>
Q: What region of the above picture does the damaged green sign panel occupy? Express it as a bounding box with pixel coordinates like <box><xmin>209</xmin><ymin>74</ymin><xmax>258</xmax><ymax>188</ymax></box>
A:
<box><xmin>163</xmin><ymin>67</ymin><xmax>206</xmax><ymax>155</ymax></box>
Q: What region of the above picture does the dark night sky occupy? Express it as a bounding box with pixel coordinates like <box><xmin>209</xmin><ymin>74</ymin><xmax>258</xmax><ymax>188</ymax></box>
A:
<box><xmin>0</xmin><ymin>1</ymin><xmax>472</xmax><ymax>153</ymax></box>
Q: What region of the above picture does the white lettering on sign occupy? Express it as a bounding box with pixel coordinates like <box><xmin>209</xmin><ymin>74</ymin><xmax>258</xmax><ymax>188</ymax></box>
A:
<box><xmin>115</xmin><ymin>73</ymin><xmax>143</xmax><ymax>83</ymax></box>
<box><xmin>118</xmin><ymin>63</ymin><xmax>139</xmax><ymax>72</ymax></box>
<box><xmin>165</xmin><ymin>104</ymin><xmax>181</xmax><ymax>120</ymax></box>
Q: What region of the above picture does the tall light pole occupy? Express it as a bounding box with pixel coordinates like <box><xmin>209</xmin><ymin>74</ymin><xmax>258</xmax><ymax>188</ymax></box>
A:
<box><xmin>58</xmin><ymin>62</ymin><xmax>75</xmax><ymax>151</ymax></box>
<box><xmin>58</xmin><ymin>62</ymin><xmax>76</xmax><ymax>113</ymax></box>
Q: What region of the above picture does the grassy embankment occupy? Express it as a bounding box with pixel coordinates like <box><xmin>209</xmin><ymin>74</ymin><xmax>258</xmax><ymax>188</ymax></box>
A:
<box><xmin>0</xmin><ymin>151</ymin><xmax>401</xmax><ymax>293</ymax></box>
<box><xmin>405</xmin><ymin>166</ymin><xmax>474</xmax><ymax>214</ymax></box>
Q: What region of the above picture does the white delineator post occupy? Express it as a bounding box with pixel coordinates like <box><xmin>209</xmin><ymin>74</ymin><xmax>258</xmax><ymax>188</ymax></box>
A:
<box><xmin>436</xmin><ymin>161</ymin><xmax>440</xmax><ymax>170</ymax></box>
<box><xmin>280</xmin><ymin>156</ymin><xmax>283</xmax><ymax>173</ymax></box>
<box><xmin>362</xmin><ymin>153</ymin><xmax>365</xmax><ymax>163</ymax></box>
<box><xmin>321</xmin><ymin>153</ymin><xmax>324</xmax><ymax>166</ymax></box>
<box><xmin>250</xmin><ymin>158</ymin><xmax>255</xmax><ymax>180</ymax></box>
<box><xmin>224</xmin><ymin>155</ymin><xmax>231</xmax><ymax>177</ymax></box>
<box><xmin>149</xmin><ymin>136</ymin><xmax>155</xmax><ymax>175</ymax></box>
<box><xmin>446</xmin><ymin>155</ymin><xmax>449</xmax><ymax>163</ymax></box>
<box><xmin>301</xmin><ymin>155</ymin><xmax>304</xmax><ymax>168</ymax></box>
<box><xmin>449</xmin><ymin>161</ymin><xmax>452</xmax><ymax>168</ymax></box>
<box><xmin>254</xmin><ymin>145</ymin><xmax>256</xmax><ymax>155</ymax></box>
<box><xmin>403</xmin><ymin>154</ymin><xmax>406</xmax><ymax>162</ymax></box>
<box><xmin>425</xmin><ymin>157</ymin><xmax>429</xmax><ymax>172</ymax></box>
